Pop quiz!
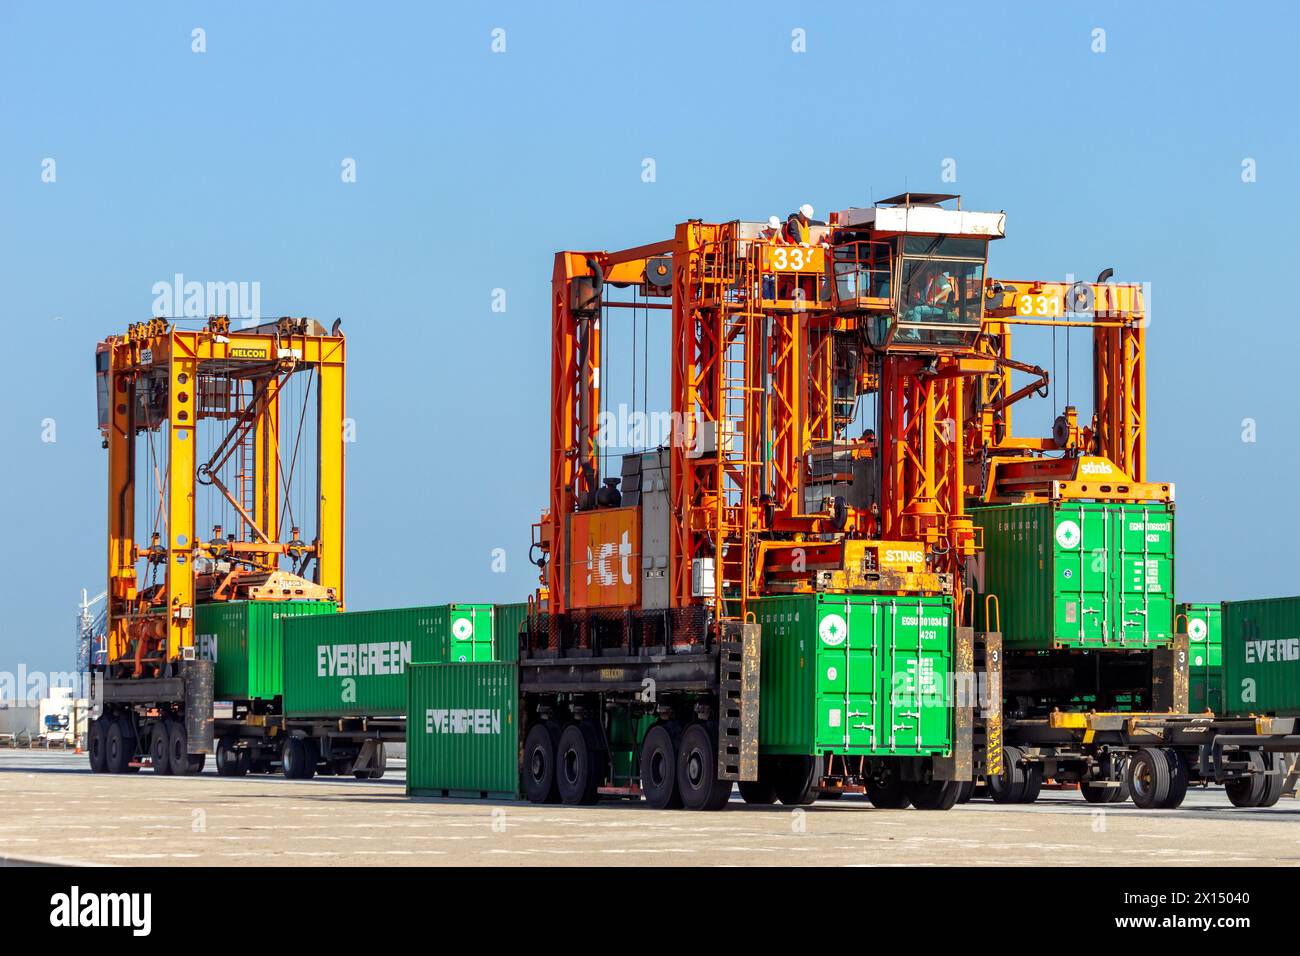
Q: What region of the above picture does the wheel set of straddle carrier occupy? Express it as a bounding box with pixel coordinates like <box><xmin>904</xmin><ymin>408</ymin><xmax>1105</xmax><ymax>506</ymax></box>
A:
<box><xmin>85</xmin><ymin>710</ymin><xmax>387</xmax><ymax>781</ymax></box>
<box><xmin>983</xmin><ymin>744</ymin><xmax>1289</xmax><ymax>810</ymax></box>
<box><xmin>522</xmin><ymin>709</ymin><xmax>747</xmax><ymax>812</ymax></box>
<box><xmin>520</xmin><ymin>701</ymin><xmax>969</xmax><ymax>812</ymax></box>
<box><xmin>86</xmin><ymin>711</ymin><xmax>205</xmax><ymax>776</ymax></box>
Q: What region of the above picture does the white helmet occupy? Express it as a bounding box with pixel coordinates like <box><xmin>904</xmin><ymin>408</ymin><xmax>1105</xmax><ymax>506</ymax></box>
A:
<box><xmin>768</xmin><ymin>215</ymin><xmax>782</xmax><ymax>230</ymax></box>
<box><xmin>799</xmin><ymin>203</ymin><xmax>814</xmax><ymax>219</ymax></box>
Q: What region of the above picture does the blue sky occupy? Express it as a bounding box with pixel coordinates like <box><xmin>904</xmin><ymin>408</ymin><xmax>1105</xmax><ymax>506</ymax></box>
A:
<box><xmin>1</xmin><ymin>1</ymin><xmax>1297</xmax><ymax>676</ymax></box>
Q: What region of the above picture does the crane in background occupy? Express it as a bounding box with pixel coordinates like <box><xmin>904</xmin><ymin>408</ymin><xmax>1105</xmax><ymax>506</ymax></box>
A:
<box><xmin>91</xmin><ymin>315</ymin><xmax>346</xmax><ymax>771</ymax></box>
<box><xmin>76</xmin><ymin>588</ymin><xmax>107</xmax><ymax>673</ymax></box>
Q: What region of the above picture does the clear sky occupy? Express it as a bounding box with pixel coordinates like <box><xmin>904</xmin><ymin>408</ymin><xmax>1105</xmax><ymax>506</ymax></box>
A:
<box><xmin>1</xmin><ymin>1</ymin><xmax>1297</xmax><ymax>678</ymax></box>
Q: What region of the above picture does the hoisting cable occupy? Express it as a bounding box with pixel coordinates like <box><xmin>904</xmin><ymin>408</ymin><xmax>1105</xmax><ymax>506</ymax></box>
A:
<box><xmin>631</xmin><ymin>284</ymin><xmax>638</xmax><ymax>453</ymax></box>
<box><xmin>279</xmin><ymin>366</ymin><xmax>315</xmax><ymax>542</ymax></box>
<box><xmin>1051</xmin><ymin>324</ymin><xmax>1058</xmax><ymax>422</ymax></box>
<box><xmin>642</xmin><ymin>299</ymin><xmax>649</xmax><ymax>447</ymax></box>
<box><xmin>600</xmin><ymin>296</ymin><xmax>608</xmax><ymax>481</ymax></box>
<box><xmin>1066</xmin><ymin>321</ymin><xmax>1071</xmax><ymax>409</ymax></box>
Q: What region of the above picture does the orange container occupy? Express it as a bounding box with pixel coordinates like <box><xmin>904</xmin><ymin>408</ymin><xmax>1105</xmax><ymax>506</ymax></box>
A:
<box><xmin>566</xmin><ymin>508</ymin><xmax>641</xmax><ymax>609</ymax></box>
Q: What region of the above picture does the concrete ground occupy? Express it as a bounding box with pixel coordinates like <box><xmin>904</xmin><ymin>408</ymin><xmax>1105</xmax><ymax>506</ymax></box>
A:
<box><xmin>1</xmin><ymin>749</ymin><xmax>1297</xmax><ymax>866</ymax></box>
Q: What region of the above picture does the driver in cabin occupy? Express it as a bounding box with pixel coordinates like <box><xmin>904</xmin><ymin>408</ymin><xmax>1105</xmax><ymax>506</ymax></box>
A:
<box><xmin>923</xmin><ymin>268</ymin><xmax>955</xmax><ymax>311</ymax></box>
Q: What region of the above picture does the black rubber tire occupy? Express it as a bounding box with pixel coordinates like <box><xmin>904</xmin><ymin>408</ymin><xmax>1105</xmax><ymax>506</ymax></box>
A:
<box><xmin>906</xmin><ymin>779</ymin><xmax>963</xmax><ymax>811</ymax></box>
<box><xmin>676</xmin><ymin>722</ymin><xmax>732</xmax><ymax>811</ymax></box>
<box><xmin>737</xmin><ymin>779</ymin><xmax>778</xmax><ymax>805</ymax></box>
<box><xmin>282</xmin><ymin>736</ymin><xmax>315</xmax><ymax>780</ymax></box>
<box><xmin>956</xmin><ymin>780</ymin><xmax>975</xmax><ymax>804</ymax></box>
<box><xmin>1080</xmin><ymin>776</ymin><xmax>1129</xmax><ymax>804</ymax></box>
<box><xmin>640</xmin><ymin>723</ymin><xmax>682</xmax><ymax>809</ymax></box>
<box><xmin>187</xmin><ymin>754</ymin><xmax>206</xmax><ymax>775</ymax></box>
<box><xmin>1159</xmin><ymin>749</ymin><xmax>1189</xmax><ymax>809</ymax></box>
<box><xmin>106</xmin><ymin>718</ymin><xmax>136</xmax><ymax>774</ymax></box>
<box><xmin>296</xmin><ymin>738</ymin><xmax>332</xmax><ymax>778</ymax></box>
<box><xmin>297</xmin><ymin>741</ymin><xmax>317</xmax><ymax>780</ymax></box>
<box><xmin>1127</xmin><ymin>747</ymin><xmax>1172</xmax><ymax>809</ymax></box>
<box><xmin>522</xmin><ymin>723</ymin><xmax>560</xmax><ymax>804</ymax></box>
<box><xmin>216</xmin><ymin>736</ymin><xmax>246</xmax><ymax>777</ymax></box>
<box><xmin>1111</xmin><ymin>773</ymin><xmax>1132</xmax><ymax>803</ymax></box>
<box><xmin>281</xmin><ymin>737</ymin><xmax>302</xmax><ymax>779</ymax></box>
<box><xmin>556</xmin><ymin>723</ymin><xmax>603</xmax><ymax>805</ymax></box>
<box><xmin>1079</xmin><ymin>778</ymin><xmax>1107</xmax><ymax>803</ymax></box>
<box><xmin>1225</xmin><ymin>751</ymin><xmax>1268</xmax><ymax>808</ymax></box>
<box><xmin>1020</xmin><ymin>762</ymin><xmax>1044</xmax><ymax>804</ymax></box>
<box><xmin>167</xmin><ymin>721</ymin><xmax>194</xmax><ymax>776</ymax></box>
<box><xmin>987</xmin><ymin>746</ymin><xmax>1027</xmax><ymax>804</ymax></box>
<box><xmin>1258</xmin><ymin>754</ymin><xmax>1287</xmax><ymax>808</ymax></box>
<box><xmin>151</xmin><ymin>721</ymin><xmax>174</xmax><ymax>774</ymax></box>
<box><xmin>773</xmin><ymin>755</ymin><xmax>819</xmax><ymax>806</ymax></box>
<box><xmin>87</xmin><ymin>719</ymin><xmax>109</xmax><ymax>773</ymax></box>
<box><xmin>1081</xmin><ymin>764</ymin><xmax>1133</xmax><ymax>806</ymax></box>
<box><xmin>302</xmin><ymin>738</ymin><xmax>321</xmax><ymax>777</ymax></box>
<box><xmin>737</xmin><ymin>755</ymin><xmax>779</xmax><ymax>805</ymax></box>
<box><xmin>865</xmin><ymin>761</ymin><xmax>911</xmax><ymax>809</ymax></box>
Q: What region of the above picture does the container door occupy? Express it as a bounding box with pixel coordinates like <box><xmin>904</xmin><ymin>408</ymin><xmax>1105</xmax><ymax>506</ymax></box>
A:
<box><xmin>1115</xmin><ymin>506</ymin><xmax>1174</xmax><ymax>646</ymax></box>
<box><xmin>1205</xmin><ymin>638</ymin><xmax>1223</xmax><ymax>712</ymax></box>
<box><xmin>880</xmin><ymin>600</ymin><xmax>952</xmax><ymax>752</ymax></box>
<box><xmin>1053</xmin><ymin>505</ymin><xmax>1106</xmax><ymax>646</ymax></box>
<box><xmin>814</xmin><ymin>600</ymin><xmax>878</xmax><ymax>751</ymax></box>
<box><xmin>448</xmin><ymin>605</ymin><xmax>478</xmax><ymax>662</ymax></box>
<box><xmin>472</xmin><ymin>606</ymin><xmax>496</xmax><ymax>661</ymax></box>
<box><xmin>1188</xmin><ymin>609</ymin><xmax>1211</xmax><ymax>687</ymax></box>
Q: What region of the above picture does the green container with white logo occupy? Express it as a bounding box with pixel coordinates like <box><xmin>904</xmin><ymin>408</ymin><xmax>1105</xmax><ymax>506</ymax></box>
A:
<box><xmin>970</xmin><ymin>501</ymin><xmax>1175</xmax><ymax>650</ymax></box>
<box><xmin>1221</xmin><ymin>596</ymin><xmax>1300</xmax><ymax>718</ymax></box>
<box><xmin>445</xmin><ymin>604</ymin><xmax>497</xmax><ymax>663</ymax></box>
<box><xmin>1178</xmin><ymin>602</ymin><xmax>1222</xmax><ymax>713</ymax></box>
<box><xmin>281</xmin><ymin>603</ymin><xmax>500</xmax><ymax>717</ymax></box>
<box><xmin>406</xmin><ymin>662</ymin><xmax>520</xmax><ymax>799</ymax></box>
<box><xmin>198</xmin><ymin>600</ymin><xmax>337</xmax><ymax>701</ymax></box>
<box><xmin>751</xmin><ymin>593</ymin><xmax>954</xmax><ymax>757</ymax></box>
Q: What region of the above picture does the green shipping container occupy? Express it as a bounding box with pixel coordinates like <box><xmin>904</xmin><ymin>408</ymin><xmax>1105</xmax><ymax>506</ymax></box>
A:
<box><xmin>492</xmin><ymin>602</ymin><xmax>528</xmax><ymax>662</ymax></box>
<box><xmin>406</xmin><ymin>662</ymin><xmax>520</xmax><ymax>799</ymax></box>
<box><xmin>1178</xmin><ymin>602</ymin><xmax>1222</xmax><ymax>713</ymax></box>
<box><xmin>281</xmin><ymin>604</ymin><xmax>502</xmax><ymax>717</ymax></box>
<box><xmin>197</xmin><ymin>600</ymin><xmax>337</xmax><ymax>701</ymax></box>
<box><xmin>446</xmin><ymin>604</ymin><xmax>496</xmax><ymax>663</ymax></box>
<box><xmin>752</xmin><ymin>593</ymin><xmax>953</xmax><ymax>757</ymax></box>
<box><xmin>971</xmin><ymin>501</ymin><xmax>1175</xmax><ymax>650</ymax></box>
<box><xmin>1221</xmin><ymin>596</ymin><xmax>1300</xmax><ymax>718</ymax></box>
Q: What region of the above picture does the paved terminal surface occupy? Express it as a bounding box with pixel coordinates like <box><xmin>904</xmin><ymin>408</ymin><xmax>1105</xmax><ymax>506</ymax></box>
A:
<box><xmin>1</xmin><ymin>750</ymin><xmax>1297</xmax><ymax>866</ymax></box>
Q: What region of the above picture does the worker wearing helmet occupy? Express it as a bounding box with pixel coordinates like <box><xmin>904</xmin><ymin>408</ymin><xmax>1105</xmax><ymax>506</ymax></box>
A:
<box><xmin>761</xmin><ymin>216</ymin><xmax>785</xmax><ymax>299</ymax></box>
<box><xmin>784</xmin><ymin>203</ymin><xmax>815</xmax><ymax>246</ymax></box>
